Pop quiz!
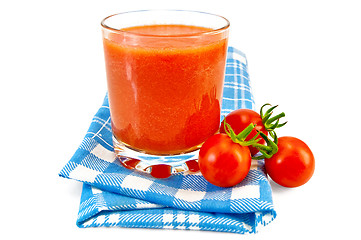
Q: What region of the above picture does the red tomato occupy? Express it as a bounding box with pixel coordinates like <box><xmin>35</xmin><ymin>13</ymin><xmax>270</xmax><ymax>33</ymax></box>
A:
<box><xmin>265</xmin><ymin>136</ymin><xmax>315</xmax><ymax>188</ymax></box>
<box><xmin>198</xmin><ymin>133</ymin><xmax>251</xmax><ymax>187</ymax></box>
<box><xmin>220</xmin><ymin>109</ymin><xmax>268</xmax><ymax>156</ymax></box>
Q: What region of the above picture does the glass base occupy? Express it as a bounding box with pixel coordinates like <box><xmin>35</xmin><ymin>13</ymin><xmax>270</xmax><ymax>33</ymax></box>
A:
<box><xmin>113</xmin><ymin>136</ymin><xmax>200</xmax><ymax>178</ymax></box>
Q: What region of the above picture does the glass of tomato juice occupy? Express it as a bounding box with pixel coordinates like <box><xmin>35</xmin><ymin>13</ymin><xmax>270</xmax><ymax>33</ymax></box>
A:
<box><xmin>101</xmin><ymin>10</ymin><xmax>230</xmax><ymax>177</ymax></box>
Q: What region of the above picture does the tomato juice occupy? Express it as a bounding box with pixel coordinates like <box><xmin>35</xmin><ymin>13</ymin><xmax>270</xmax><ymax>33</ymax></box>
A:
<box><xmin>103</xmin><ymin>24</ymin><xmax>228</xmax><ymax>155</ymax></box>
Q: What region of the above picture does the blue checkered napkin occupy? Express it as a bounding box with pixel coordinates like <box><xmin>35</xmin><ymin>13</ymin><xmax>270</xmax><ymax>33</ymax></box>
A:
<box><xmin>59</xmin><ymin>47</ymin><xmax>276</xmax><ymax>234</ymax></box>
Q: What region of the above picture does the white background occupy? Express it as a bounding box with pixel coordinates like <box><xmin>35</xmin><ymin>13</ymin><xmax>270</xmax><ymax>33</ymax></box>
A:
<box><xmin>1</xmin><ymin>0</ymin><xmax>360</xmax><ymax>239</ymax></box>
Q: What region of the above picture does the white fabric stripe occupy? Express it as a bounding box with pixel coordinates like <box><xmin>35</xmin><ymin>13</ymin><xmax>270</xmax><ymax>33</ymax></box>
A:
<box><xmin>86</xmin><ymin>132</ymin><xmax>113</xmax><ymax>148</ymax></box>
<box><xmin>233</xmin><ymin>65</ymin><xmax>238</xmax><ymax>109</ymax></box>
<box><xmin>91</xmin><ymin>116</ymin><xmax>111</xmax><ymax>139</ymax></box>
<box><xmin>223</xmin><ymin>85</ymin><xmax>250</xmax><ymax>91</ymax></box>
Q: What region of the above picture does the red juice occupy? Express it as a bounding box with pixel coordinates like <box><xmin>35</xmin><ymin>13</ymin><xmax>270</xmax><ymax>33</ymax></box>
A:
<box><xmin>103</xmin><ymin>24</ymin><xmax>228</xmax><ymax>155</ymax></box>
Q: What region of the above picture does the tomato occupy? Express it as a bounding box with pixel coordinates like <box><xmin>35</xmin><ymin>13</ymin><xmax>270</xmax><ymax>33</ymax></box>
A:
<box><xmin>265</xmin><ymin>136</ymin><xmax>315</xmax><ymax>188</ymax></box>
<box><xmin>220</xmin><ymin>109</ymin><xmax>268</xmax><ymax>156</ymax></box>
<box><xmin>198</xmin><ymin>133</ymin><xmax>251</xmax><ymax>187</ymax></box>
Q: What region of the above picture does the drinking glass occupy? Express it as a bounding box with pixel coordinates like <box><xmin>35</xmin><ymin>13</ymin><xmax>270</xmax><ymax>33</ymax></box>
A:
<box><xmin>101</xmin><ymin>10</ymin><xmax>230</xmax><ymax>177</ymax></box>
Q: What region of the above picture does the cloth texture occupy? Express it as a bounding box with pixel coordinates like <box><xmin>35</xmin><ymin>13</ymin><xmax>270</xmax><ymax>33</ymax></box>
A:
<box><xmin>59</xmin><ymin>47</ymin><xmax>276</xmax><ymax>234</ymax></box>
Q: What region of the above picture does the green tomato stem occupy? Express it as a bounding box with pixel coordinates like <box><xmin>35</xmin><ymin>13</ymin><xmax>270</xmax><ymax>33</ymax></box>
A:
<box><xmin>223</xmin><ymin>117</ymin><xmax>278</xmax><ymax>159</ymax></box>
<box><xmin>260</xmin><ymin>104</ymin><xmax>287</xmax><ymax>132</ymax></box>
<box><xmin>260</xmin><ymin>103</ymin><xmax>271</xmax><ymax>119</ymax></box>
<box><xmin>251</xmin><ymin>131</ymin><xmax>278</xmax><ymax>160</ymax></box>
<box><xmin>223</xmin><ymin>104</ymin><xmax>285</xmax><ymax>160</ymax></box>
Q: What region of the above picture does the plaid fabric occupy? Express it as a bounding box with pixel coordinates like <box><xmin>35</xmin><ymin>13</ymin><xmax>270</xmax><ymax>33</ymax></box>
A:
<box><xmin>59</xmin><ymin>47</ymin><xmax>276</xmax><ymax>234</ymax></box>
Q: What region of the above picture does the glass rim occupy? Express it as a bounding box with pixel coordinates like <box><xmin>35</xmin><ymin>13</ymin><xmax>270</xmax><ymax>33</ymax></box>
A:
<box><xmin>101</xmin><ymin>9</ymin><xmax>230</xmax><ymax>38</ymax></box>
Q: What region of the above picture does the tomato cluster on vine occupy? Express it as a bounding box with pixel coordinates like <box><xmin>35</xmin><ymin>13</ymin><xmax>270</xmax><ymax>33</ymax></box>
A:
<box><xmin>198</xmin><ymin>104</ymin><xmax>315</xmax><ymax>188</ymax></box>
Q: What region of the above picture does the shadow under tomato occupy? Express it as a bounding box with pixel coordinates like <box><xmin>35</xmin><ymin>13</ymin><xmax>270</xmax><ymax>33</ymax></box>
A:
<box><xmin>269</xmin><ymin>179</ymin><xmax>294</xmax><ymax>194</ymax></box>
